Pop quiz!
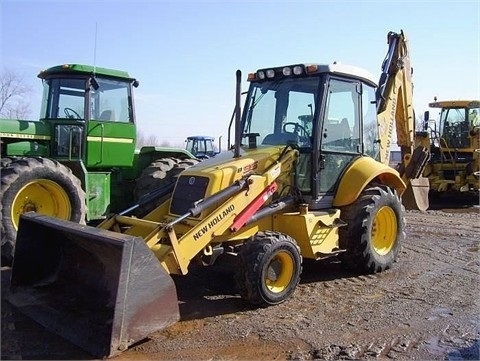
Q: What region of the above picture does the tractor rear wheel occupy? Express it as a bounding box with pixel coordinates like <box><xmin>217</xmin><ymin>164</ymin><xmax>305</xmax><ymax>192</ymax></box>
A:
<box><xmin>338</xmin><ymin>185</ymin><xmax>404</xmax><ymax>273</ymax></box>
<box><xmin>1</xmin><ymin>157</ymin><xmax>86</xmax><ymax>266</ymax></box>
<box><xmin>235</xmin><ymin>231</ymin><xmax>302</xmax><ymax>306</ymax></box>
<box><xmin>1</xmin><ymin>156</ymin><xmax>21</xmax><ymax>168</ymax></box>
<box><xmin>134</xmin><ymin>157</ymin><xmax>199</xmax><ymax>216</ymax></box>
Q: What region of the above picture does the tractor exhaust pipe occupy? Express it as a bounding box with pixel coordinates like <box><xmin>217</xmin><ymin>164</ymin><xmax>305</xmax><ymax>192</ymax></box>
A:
<box><xmin>8</xmin><ymin>212</ymin><xmax>179</xmax><ymax>358</ymax></box>
<box><xmin>234</xmin><ymin>69</ymin><xmax>242</xmax><ymax>158</ymax></box>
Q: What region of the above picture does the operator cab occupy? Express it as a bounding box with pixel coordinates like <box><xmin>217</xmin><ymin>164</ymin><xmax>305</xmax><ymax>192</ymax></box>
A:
<box><xmin>425</xmin><ymin>100</ymin><xmax>480</xmax><ymax>162</ymax></box>
<box><xmin>39</xmin><ymin>64</ymin><xmax>138</xmax><ymax>167</ymax></box>
<box><xmin>242</xmin><ymin>63</ymin><xmax>379</xmax><ymax>210</ymax></box>
<box><xmin>185</xmin><ymin>136</ymin><xmax>217</xmax><ymax>159</ymax></box>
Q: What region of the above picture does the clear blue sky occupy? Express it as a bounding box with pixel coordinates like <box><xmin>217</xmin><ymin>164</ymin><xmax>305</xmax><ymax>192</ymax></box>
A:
<box><xmin>1</xmin><ymin>0</ymin><xmax>479</xmax><ymax>149</ymax></box>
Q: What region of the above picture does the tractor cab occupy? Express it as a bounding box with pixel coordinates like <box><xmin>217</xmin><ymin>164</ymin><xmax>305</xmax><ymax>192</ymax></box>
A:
<box><xmin>424</xmin><ymin>100</ymin><xmax>480</xmax><ymax>159</ymax></box>
<box><xmin>185</xmin><ymin>135</ymin><xmax>217</xmax><ymax>159</ymax></box>
<box><xmin>38</xmin><ymin>64</ymin><xmax>139</xmax><ymax>167</ymax></box>
<box><xmin>241</xmin><ymin>63</ymin><xmax>379</xmax><ymax>210</ymax></box>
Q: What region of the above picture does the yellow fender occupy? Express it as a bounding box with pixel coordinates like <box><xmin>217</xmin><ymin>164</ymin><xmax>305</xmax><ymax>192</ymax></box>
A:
<box><xmin>333</xmin><ymin>156</ymin><xmax>406</xmax><ymax>207</ymax></box>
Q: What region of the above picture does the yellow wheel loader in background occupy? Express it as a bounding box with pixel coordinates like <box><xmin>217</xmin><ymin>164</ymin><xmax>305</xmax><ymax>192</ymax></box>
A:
<box><xmin>422</xmin><ymin>99</ymin><xmax>480</xmax><ymax>199</ymax></box>
<box><xmin>8</xmin><ymin>30</ymin><xmax>430</xmax><ymax>358</ymax></box>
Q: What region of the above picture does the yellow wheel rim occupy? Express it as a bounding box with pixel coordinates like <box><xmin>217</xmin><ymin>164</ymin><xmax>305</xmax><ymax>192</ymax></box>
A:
<box><xmin>11</xmin><ymin>179</ymin><xmax>72</xmax><ymax>230</ymax></box>
<box><xmin>371</xmin><ymin>206</ymin><xmax>397</xmax><ymax>255</ymax></box>
<box><xmin>265</xmin><ymin>251</ymin><xmax>295</xmax><ymax>293</ymax></box>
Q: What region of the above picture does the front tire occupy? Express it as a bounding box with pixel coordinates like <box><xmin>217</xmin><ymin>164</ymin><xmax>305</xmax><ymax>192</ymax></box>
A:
<box><xmin>1</xmin><ymin>158</ymin><xmax>86</xmax><ymax>266</ymax></box>
<box><xmin>235</xmin><ymin>231</ymin><xmax>302</xmax><ymax>306</ymax></box>
<box><xmin>339</xmin><ymin>185</ymin><xmax>404</xmax><ymax>273</ymax></box>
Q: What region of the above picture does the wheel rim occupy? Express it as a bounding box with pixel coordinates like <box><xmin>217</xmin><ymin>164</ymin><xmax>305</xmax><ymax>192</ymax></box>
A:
<box><xmin>371</xmin><ymin>206</ymin><xmax>397</xmax><ymax>255</ymax></box>
<box><xmin>11</xmin><ymin>179</ymin><xmax>72</xmax><ymax>230</ymax></box>
<box><xmin>265</xmin><ymin>251</ymin><xmax>295</xmax><ymax>293</ymax></box>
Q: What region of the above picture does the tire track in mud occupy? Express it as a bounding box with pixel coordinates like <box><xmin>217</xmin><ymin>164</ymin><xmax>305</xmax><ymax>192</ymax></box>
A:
<box><xmin>403</xmin><ymin>210</ymin><xmax>479</xmax><ymax>279</ymax></box>
<box><xmin>290</xmin><ymin>210</ymin><xmax>480</xmax><ymax>360</ymax></box>
<box><xmin>402</xmin><ymin>241</ymin><xmax>479</xmax><ymax>276</ymax></box>
<box><xmin>2</xmin><ymin>209</ymin><xmax>479</xmax><ymax>361</ymax></box>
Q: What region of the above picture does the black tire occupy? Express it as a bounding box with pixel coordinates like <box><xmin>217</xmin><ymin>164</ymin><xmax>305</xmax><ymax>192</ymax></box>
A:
<box><xmin>234</xmin><ymin>231</ymin><xmax>302</xmax><ymax>306</ymax></box>
<box><xmin>133</xmin><ymin>157</ymin><xmax>199</xmax><ymax>216</ymax></box>
<box><xmin>1</xmin><ymin>156</ymin><xmax>22</xmax><ymax>168</ymax></box>
<box><xmin>338</xmin><ymin>185</ymin><xmax>405</xmax><ymax>273</ymax></box>
<box><xmin>1</xmin><ymin>157</ymin><xmax>86</xmax><ymax>266</ymax></box>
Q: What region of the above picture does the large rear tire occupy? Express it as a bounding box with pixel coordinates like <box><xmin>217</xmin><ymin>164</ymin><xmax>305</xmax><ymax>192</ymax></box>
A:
<box><xmin>234</xmin><ymin>231</ymin><xmax>302</xmax><ymax>306</ymax></box>
<box><xmin>338</xmin><ymin>185</ymin><xmax>404</xmax><ymax>273</ymax></box>
<box><xmin>134</xmin><ymin>158</ymin><xmax>199</xmax><ymax>216</ymax></box>
<box><xmin>1</xmin><ymin>157</ymin><xmax>86</xmax><ymax>266</ymax></box>
<box><xmin>1</xmin><ymin>156</ymin><xmax>21</xmax><ymax>168</ymax></box>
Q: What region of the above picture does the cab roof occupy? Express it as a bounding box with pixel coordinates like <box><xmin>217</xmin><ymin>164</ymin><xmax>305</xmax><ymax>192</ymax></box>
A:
<box><xmin>250</xmin><ymin>62</ymin><xmax>378</xmax><ymax>87</ymax></box>
<box><xmin>38</xmin><ymin>64</ymin><xmax>136</xmax><ymax>82</ymax></box>
<box><xmin>429</xmin><ymin>100</ymin><xmax>480</xmax><ymax>108</ymax></box>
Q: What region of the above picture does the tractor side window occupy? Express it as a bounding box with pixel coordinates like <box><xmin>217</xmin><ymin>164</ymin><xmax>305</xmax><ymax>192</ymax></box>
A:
<box><xmin>44</xmin><ymin>78</ymin><xmax>86</xmax><ymax>119</ymax></box>
<box><xmin>90</xmin><ymin>79</ymin><xmax>132</xmax><ymax>123</ymax></box>
<box><xmin>362</xmin><ymin>84</ymin><xmax>379</xmax><ymax>159</ymax></box>
<box><xmin>469</xmin><ymin>108</ymin><xmax>480</xmax><ymax>126</ymax></box>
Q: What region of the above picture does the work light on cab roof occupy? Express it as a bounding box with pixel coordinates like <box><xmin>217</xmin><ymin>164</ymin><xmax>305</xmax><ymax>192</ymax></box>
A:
<box><xmin>249</xmin><ymin>64</ymin><xmax>320</xmax><ymax>82</ymax></box>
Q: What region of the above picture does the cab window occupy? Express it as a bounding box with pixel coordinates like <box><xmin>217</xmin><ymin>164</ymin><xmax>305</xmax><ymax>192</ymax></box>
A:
<box><xmin>90</xmin><ymin>78</ymin><xmax>132</xmax><ymax>123</ymax></box>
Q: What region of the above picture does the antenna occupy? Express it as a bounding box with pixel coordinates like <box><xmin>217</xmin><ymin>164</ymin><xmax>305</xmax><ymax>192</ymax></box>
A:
<box><xmin>93</xmin><ymin>22</ymin><xmax>98</xmax><ymax>74</ymax></box>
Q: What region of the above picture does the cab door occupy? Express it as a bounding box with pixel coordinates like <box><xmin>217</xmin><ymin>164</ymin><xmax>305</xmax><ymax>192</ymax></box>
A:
<box><xmin>314</xmin><ymin>78</ymin><xmax>364</xmax><ymax>207</ymax></box>
<box><xmin>85</xmin><ymin>78</ymin><xmax>136</xmax><ymax>168</ymax></box>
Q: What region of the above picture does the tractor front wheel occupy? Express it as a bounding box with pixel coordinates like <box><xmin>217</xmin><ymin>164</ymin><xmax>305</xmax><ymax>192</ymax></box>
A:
<box><xmin>235</xmin><ymin>231</ymin><xmax>302</xmax><ymax>306</ymax></box>
<box><xmin>0</xmin><ymin>157</ymin><xmax>86</xmax><ymax>266</ymax></box>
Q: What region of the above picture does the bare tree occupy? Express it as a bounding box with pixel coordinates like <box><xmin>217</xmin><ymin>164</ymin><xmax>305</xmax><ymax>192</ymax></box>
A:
<box><xmin>136</xmin><ymin>130</ymin><xmax>173</xmax><ymax>149</ymax></box>
<box><xmin>0</xmin><ymin>68</ymin><xmax>32</xmax><ymax>119</ymax></box>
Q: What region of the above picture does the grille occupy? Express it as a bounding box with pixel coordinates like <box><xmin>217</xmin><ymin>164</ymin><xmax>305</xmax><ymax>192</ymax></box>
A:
<box><xmin>170</xmin><ymin>175</ymin><xmax>209</xmax><ymax>216</ymax></box>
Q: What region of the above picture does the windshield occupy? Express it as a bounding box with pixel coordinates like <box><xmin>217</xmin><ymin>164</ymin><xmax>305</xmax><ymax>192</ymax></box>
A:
<box><xmin>186</xmin><ymin>138</ymin><xmax>214</xmax><ymax>154</ymax></box>
<box><xmin>242</xmin><ymin>77</ymin><xmax>319</xmax><ymax>146</ymax></box>
<box><xmin>41</xmin><ymin>76</ymin><xmax>133</xmax><ymax>122</ymax></box>
<box><xmin>440</xmin><ymin>106</ymin><xmax>477</xmax><ymax>148</ymax></box>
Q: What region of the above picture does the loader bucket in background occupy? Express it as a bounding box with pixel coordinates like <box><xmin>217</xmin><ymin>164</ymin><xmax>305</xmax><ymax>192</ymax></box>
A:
<box><xmin>8</xmin><ymin>212</ymin><xmax>180</xmax><ymax>358</ymax></box>
<box><xmin>402</xmin><ymin>176</ymin><xmax>430</xmax><ymax>211</ymax></box>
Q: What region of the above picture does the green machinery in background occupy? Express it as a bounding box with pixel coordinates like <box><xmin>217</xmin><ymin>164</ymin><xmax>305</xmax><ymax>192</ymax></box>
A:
<box><xmin>0</xmin><ymin>64</ymin><xmax>197</xmax><ymax>264</ymax></box>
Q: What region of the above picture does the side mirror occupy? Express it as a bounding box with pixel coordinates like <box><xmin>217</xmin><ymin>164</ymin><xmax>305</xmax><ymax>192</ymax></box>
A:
<box><xmin>424</xmin><ymin>111</ymin><xmax>430</xmax><ymax>121</ymax></box>
<box><xmin>423</xmin><ymin>111</ymin><xmax>430</xmax><ymax>130</ymax></box>
<box><xmin>90</xmin><ymin>77</ymin><xmax>99</xmax><ymax>90</ymax></box>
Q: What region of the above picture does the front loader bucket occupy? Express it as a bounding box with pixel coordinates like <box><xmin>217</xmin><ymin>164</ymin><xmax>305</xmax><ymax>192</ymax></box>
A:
<box><xmin>8</xmin><ymin>212</ymin><xmax>180</xmax><ymax>358</ymax></box>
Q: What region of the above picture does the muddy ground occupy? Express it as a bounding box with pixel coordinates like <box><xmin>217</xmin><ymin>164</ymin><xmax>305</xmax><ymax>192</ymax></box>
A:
<box><xmin>1</xmin><ymin>200</ymin><xmax>479</xmax><ymax>360</ymax></box>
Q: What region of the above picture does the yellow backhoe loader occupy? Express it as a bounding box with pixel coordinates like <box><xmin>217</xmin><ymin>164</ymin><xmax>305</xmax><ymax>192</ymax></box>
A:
<box><xmin>8</xmin><ymin>30</ymin><xmax>429</xmax><ymax>358</ymax></box>
<box><xmin>422</xmin><ymin>99</ymin><xmax>480</xmax><ymax>199</ymax></box>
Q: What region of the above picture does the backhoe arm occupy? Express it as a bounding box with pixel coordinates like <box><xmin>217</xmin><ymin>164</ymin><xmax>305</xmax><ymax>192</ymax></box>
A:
<box><xmin>376</xmin><ymin>30</ymin><xmax>416</xmax><ymax>166</ymax></box>
<box><xmin>376</xmin><ymin>30</ymin><xmax>430</xmax><ymax>210</ymax></box>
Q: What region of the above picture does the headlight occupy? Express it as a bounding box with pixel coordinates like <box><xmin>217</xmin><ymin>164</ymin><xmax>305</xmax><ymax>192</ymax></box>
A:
<box><xmin>257</xmin><ymin>71</ymin><xmax>265</xmax><ymax>80</ymax></box>
<box><xmin>293</xmin><ymin>66</ymin><xmax>304</xmax><ymax>75</ymax></box>
<box><xmin>266</xmin><ymin>69</ymin><xmax>275</xmax><ymax>78</ymax></box>
<box><xmin>282</xmin><ymin>67</ymin><xmax>292</xmax><ymax>76</ymax></box>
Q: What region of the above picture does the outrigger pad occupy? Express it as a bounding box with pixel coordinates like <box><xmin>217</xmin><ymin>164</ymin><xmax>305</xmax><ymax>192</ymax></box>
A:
<box><xmin>8</xmin><ymin>212</ymin><xmax>180</xmax><ymax>358</ymax></box>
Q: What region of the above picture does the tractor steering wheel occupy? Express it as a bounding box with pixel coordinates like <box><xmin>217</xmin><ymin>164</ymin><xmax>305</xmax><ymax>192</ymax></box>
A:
<box><xmin>283</xmin><ymin>122</ymin><xmax>309</xmax><ymax>137</ymax></box>
<box><xmin>64</xmin><ymin>107</ymin><xmax>81</xmax><ymax>119</ymax></box>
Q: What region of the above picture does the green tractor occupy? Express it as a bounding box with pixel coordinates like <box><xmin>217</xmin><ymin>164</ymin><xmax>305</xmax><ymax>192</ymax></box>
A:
<box><xmin>0</xmin><ymin>64</ymin><xmax>197</xmax><ymax>265</ymax></box>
